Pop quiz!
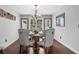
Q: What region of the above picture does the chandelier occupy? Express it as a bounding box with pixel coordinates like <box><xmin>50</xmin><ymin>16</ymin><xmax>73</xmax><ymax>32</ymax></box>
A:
<box><xmin>32</xmin><ymin>5</ymin><xmax>41</xmax><ymax>20</ymax></box>
<box><xmin>32</xmin><ymin>5</ymin><xmax>41</xmax><ymax>30</ymax></box>
<box><xmin>33</xmin><ymin>5</ymin><xmax>38</xmax><ymax>19</ymax></box>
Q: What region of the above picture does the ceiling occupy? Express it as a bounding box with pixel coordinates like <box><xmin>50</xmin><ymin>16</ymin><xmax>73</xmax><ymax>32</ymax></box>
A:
<box><xmin>6</xmin><ymin>5</ymin><xmax>64</xmax><ymax>15</ymax></box>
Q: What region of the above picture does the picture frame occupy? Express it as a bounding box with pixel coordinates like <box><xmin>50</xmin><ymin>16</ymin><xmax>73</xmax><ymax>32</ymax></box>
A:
<box><xmin>44</xmin><ymin>18</ymin><xmax>52</xmax><ymax>30</ymax></box>
<box><xmin>21</xmin><ymin>18</ymin><xmax>29</xmax><ymax>29</ymax></box>
<box><xmin>56</xmin><ymin>13</ymin><xmax>65</xmax><ymax>27</ymax></box>
<box><xmin>0</xmin><ymin>8</ymin><xmax>16</xmax><ymax>20</ymax></box>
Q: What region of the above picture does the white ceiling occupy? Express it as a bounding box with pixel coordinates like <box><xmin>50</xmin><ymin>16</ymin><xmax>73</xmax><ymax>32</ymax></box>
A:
<box><xmin>6</xmin><ymin>5</ymin><xmax>63</xmax><ymax>15</ymax></box>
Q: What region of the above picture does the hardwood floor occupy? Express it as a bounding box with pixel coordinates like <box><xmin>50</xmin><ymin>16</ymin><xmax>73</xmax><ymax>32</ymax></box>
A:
<box><xmin>49</xmin><ymin>40</ymin><xmax>75</xmax><ymax>54</ymax></box>
<box><xmin>3</xmin><ymin>39</ymin><xmax>75</xmax><ymax>54</ymax></box>
<box><xmin>4</xmin><ymin>40</ymin><xmax>20</xmax><ymax>54</ymax></box>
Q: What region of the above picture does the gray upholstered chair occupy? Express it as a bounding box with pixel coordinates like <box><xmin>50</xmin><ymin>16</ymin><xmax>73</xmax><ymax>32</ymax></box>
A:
<box><xmin>18</xmin><ymin>29</ymin><xmax>34</xmax><ymax>53</ymax></box>
<box><xmin>18</xmin><ymin>29</ymin><xmax>29</xmax><ymax>46</ymax></box>
<box><xmin>44</xmin><ymin>28</ymin><xmax>55</xmax><ymax>53</ymax></box>
<box><xmin>18</xmin><ymin>29</ymin><xmax>29</xmax><ymax>53</ymax></box>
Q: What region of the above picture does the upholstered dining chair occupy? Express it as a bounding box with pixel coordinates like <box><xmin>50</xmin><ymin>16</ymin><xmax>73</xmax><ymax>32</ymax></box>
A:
<box><xmin>18</xmin><ymin>29</ymin><xmax>29</xmax><ymax>53</ymax></box>
<box><xmin>18</xmin><ymin>29</ymin><xmax>34</xmax><ymax>54</ymax></box>
<box><xmin>44</xmin><ymin>28</ymin><xmax>55</xmax><ymax>54</ymax></box>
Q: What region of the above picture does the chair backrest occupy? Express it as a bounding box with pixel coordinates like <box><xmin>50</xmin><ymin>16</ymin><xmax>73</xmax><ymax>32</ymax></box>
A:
<box><xmin>18</xmin><ymin>29</ymin><xmax>29</xmax><ymax>46</ymax></box>
<box><xmin>45</xmin><ymin>28</ymin><xmax>55</xmax><ymax>47</ymax></box>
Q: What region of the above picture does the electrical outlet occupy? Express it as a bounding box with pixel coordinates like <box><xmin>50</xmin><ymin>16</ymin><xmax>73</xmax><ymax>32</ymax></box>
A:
<box><xmin>5</xmin><ymin>39</ymin><xmax>7</xmax><ymax>42</ymax></box>
<box><xmin>78</xmin><ymin>24</ymin><xmax>79</xmax><ymax>28</ymax></box>
<box><xmin>60</xmin><ymin>36</ymin><xmax>62</xmax><ymax>39</ymax></box>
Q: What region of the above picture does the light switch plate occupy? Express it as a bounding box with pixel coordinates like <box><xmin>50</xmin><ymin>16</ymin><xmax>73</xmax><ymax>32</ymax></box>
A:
<box><xmin>5</xmin><ymin>39</ymin><xmax>7</xmax><ymax>42</ymax></box>
<box><xmin>60</xmin><ymin>36</ymin><xmax>62</xmax><ymax>39</ymax></box>
<box><xmin>78</xmin><ymin>24</ymin><xmax>79</xmax><ymax>28</ymax></box>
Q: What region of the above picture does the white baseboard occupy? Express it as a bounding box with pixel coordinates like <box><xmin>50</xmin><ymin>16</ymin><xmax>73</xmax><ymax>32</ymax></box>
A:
<box><xmin>55</xmin><ymin>39</ymin><xmax>78</xmax><ymax>54</ymax></box>
<box><xmin>3</xmin><ymin>38</ymin><xmax>19</xmax><ymax>49</ymax></box>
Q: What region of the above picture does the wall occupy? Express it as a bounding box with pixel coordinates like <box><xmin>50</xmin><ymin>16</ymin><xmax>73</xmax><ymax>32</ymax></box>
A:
<box><xmin>0</xmin><ymin>5</ymin><xmax>20</xmax><ymax>49</ymax></box>
<box><xmin>53</xmin><ymin>5</ymin><xmax>79</xmax><ymax>53</ymax></box>
<box><xmin>20</xmin><ymin>15</ymin><xmax>53</xmax><ymax>31</ymax></box>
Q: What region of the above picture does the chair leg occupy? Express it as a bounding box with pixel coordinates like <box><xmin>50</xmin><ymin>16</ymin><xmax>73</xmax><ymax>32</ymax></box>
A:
<box><xmin>20</xmin><ymin>45</ymin><xmax>25</xmax><ymax>54</ymax></box>
<box><xmin>26</xmin><ymin>46</ymin><xmax>28</xmax><ymax>54</ymax></box>
<box><xmin>47</xmin><ymin>48</ymin><xmax>48</xmax><ymax>54</ymax></box>
<box><xmin>19</xmin><ymin>45</ymin><xmax>22</xmax><ymax>54</ymax></box>
<box><xmin>46</xmin><ymin>48</ymin><xmax>49</xmax><ymax>54</ymax></box>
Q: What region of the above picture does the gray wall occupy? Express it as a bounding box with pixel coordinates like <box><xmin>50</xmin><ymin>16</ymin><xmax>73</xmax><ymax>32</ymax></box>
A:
<box><xmin>53</xmin><ymin>5</ymin><xmax>79</xmax><ymax>53</ymax></box>
<box><xmin>0</xmin><ymin>6</ymin><xmax>20</xmax><ymax>49</ymax></box>
<box><xmin>20</xmin><ymin>15</ymin><xmax>53</xmax><ymax>31</ymax></box>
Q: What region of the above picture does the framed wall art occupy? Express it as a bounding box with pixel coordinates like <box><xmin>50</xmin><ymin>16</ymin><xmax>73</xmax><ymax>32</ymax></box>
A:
<box><xmin>56</xmin><ymin>13</ymin><xmax>65</xmax><ymax>27</ymax></box>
